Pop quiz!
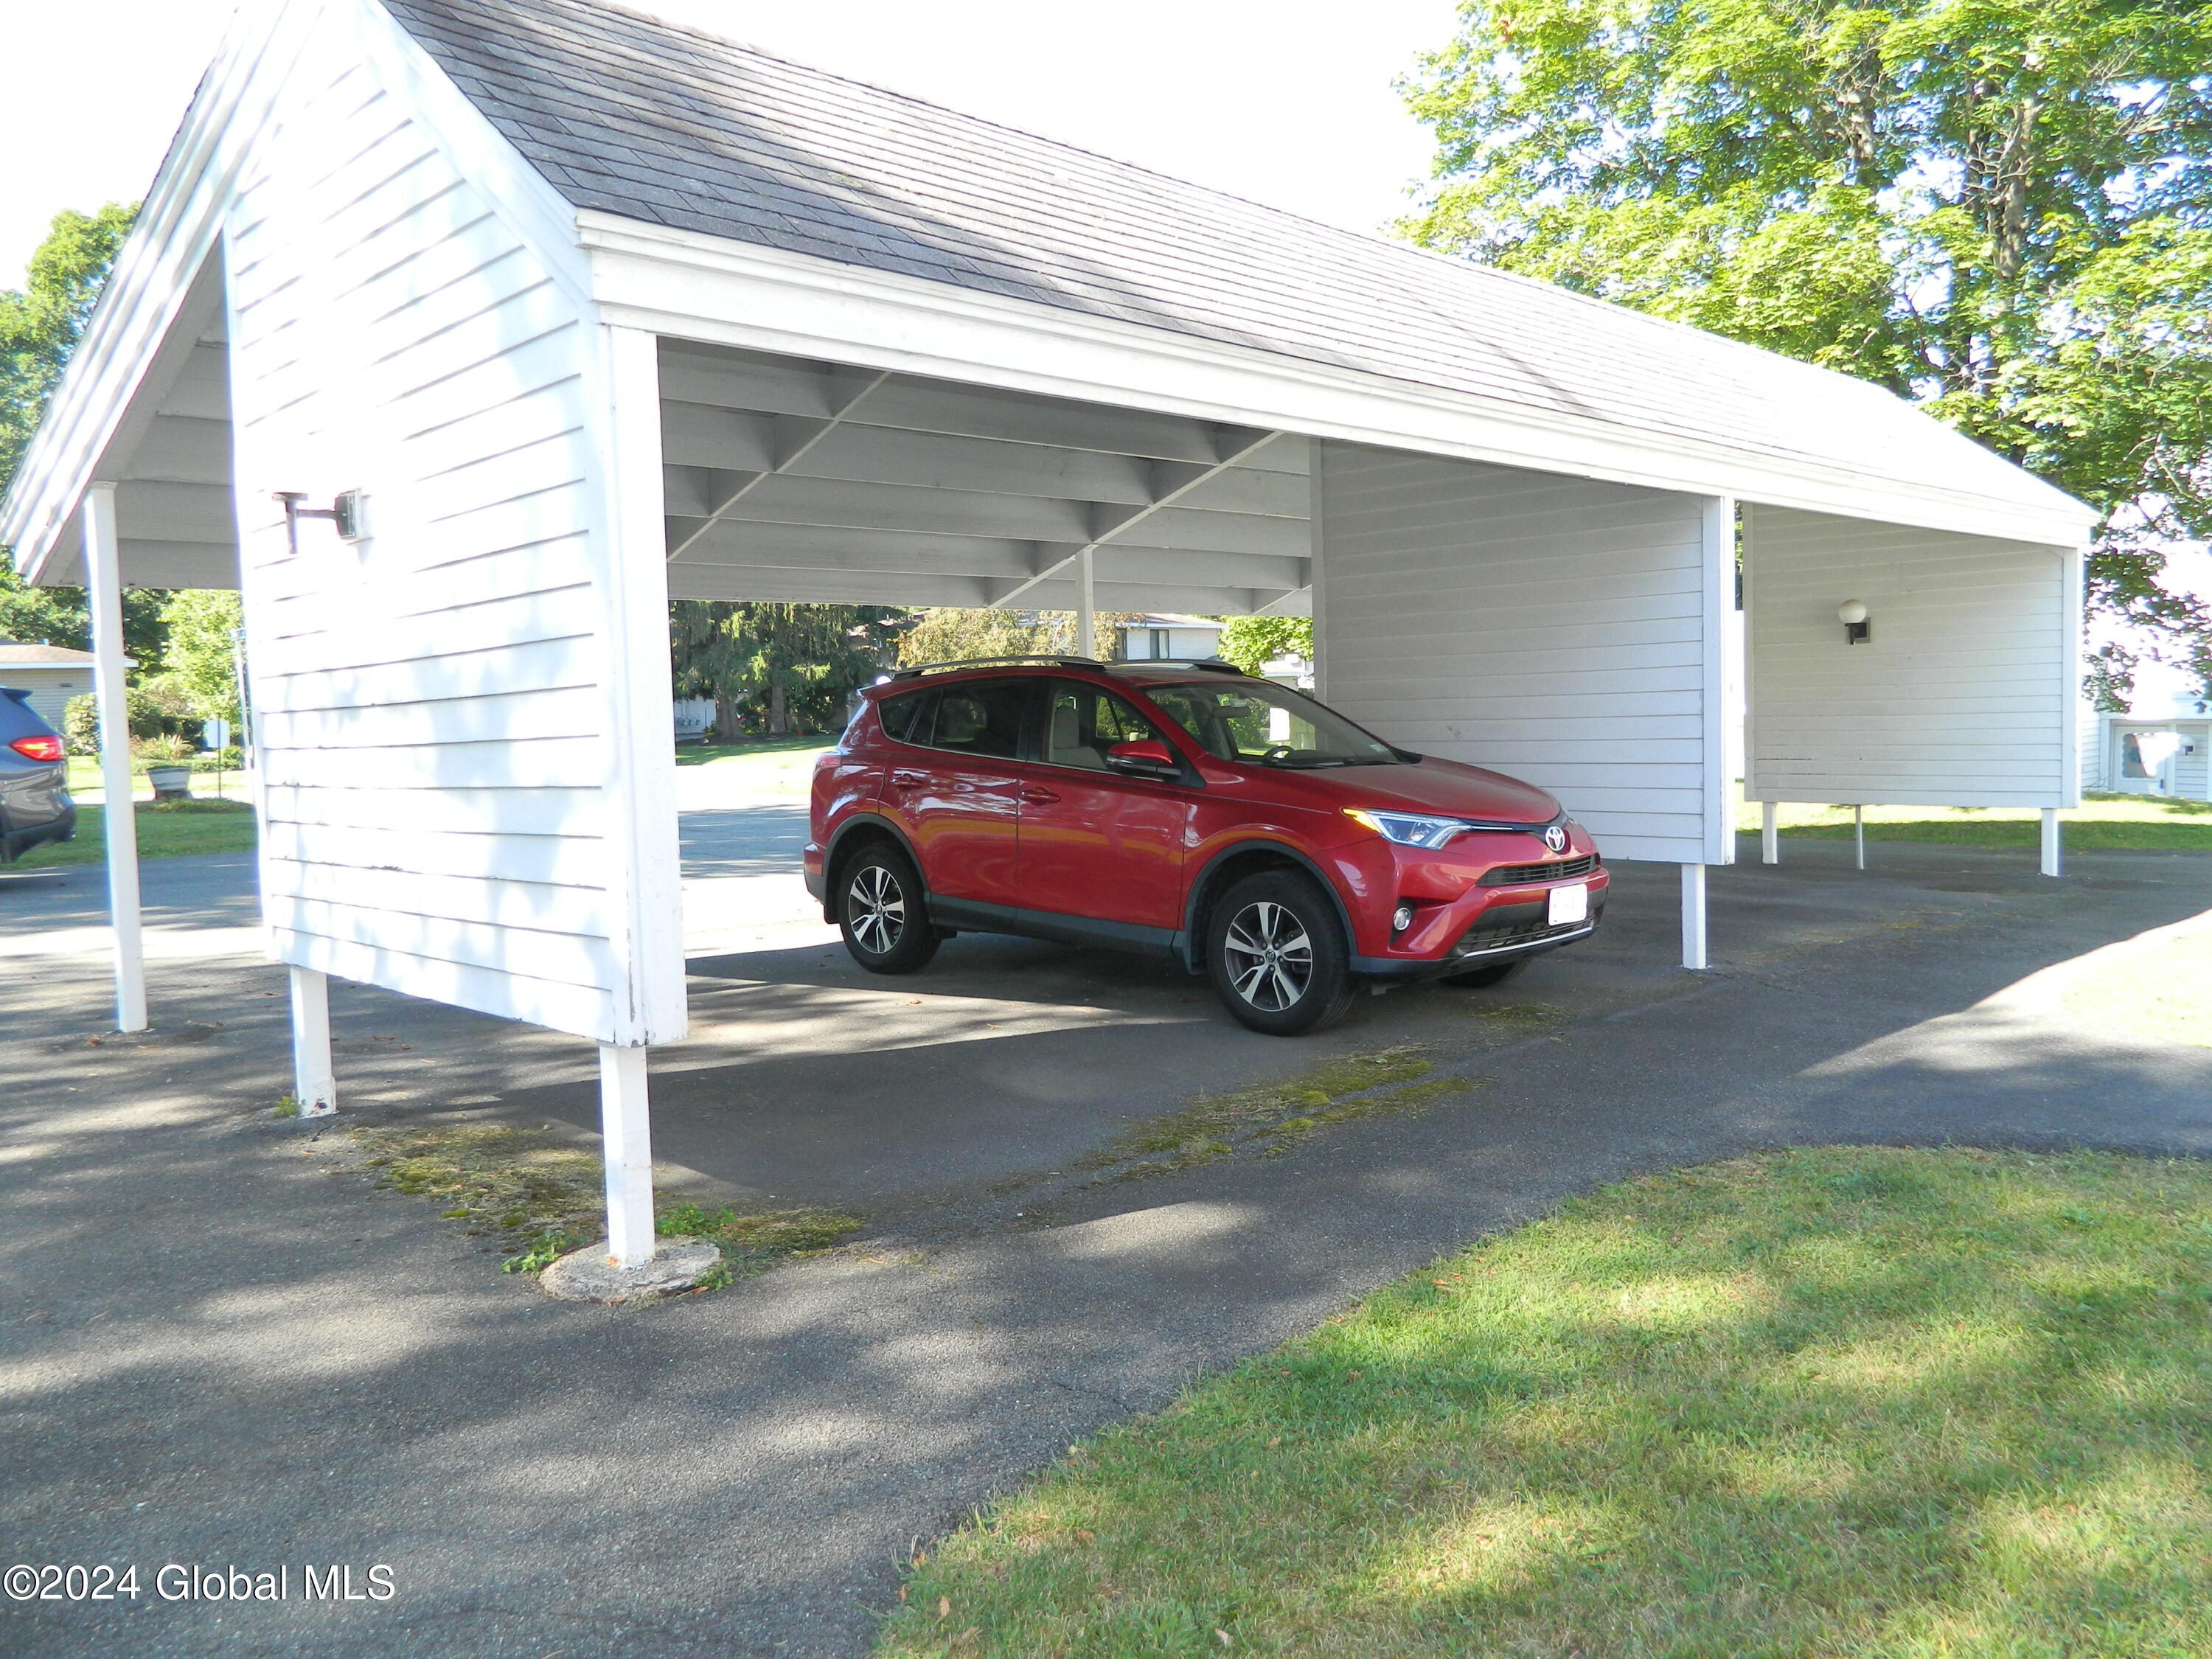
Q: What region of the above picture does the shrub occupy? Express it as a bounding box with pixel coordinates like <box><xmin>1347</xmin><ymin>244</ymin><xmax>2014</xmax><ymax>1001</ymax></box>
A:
<box><xmin>63</xmin><ymin>694</ymin><xmax>97</xmax><ymax>754</ymax></box>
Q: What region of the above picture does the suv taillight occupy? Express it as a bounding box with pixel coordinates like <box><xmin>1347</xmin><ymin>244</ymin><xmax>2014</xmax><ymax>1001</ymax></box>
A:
<box><xmin>8</xmin><ymin>735</ymin><xmax>63</xmax><ymax>763</ymax></box>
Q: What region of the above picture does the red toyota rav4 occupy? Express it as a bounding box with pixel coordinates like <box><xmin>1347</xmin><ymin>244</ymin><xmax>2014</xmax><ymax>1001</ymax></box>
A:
<box><xmin>804</xmin><ymin>658</ymin><xmax>1607</xmax><ymax>1035</ymax></box>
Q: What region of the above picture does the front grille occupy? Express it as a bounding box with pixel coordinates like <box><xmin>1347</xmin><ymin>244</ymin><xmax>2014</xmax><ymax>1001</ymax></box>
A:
<box><xmin>1479</xmin><ymin>853</ymin><xmax>1599</xmax><ymax>887</ymax></box>
<box><xmin>1450</xmin><ymin>915</ymin><xmax>1593</xmax><ymax>958</ymax></box>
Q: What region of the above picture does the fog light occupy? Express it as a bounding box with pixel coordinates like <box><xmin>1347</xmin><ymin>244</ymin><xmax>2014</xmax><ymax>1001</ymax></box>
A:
<box><xmin>1391</xmin><ymin>902</ymin><xmax>1416</xmax><ymax>933</ymax></box>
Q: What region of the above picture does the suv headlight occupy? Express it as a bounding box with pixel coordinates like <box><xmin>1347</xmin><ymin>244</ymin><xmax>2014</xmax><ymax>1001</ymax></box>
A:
<box><xmin>1343</xmin><ymin>807</ymin><xmax>1472</xmax><ymax>849</ymax></box>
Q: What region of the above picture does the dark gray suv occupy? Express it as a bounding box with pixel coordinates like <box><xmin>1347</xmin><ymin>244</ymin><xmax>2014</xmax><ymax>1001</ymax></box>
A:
<box><xmin>0</xmin><ymin>688</ymin><xmax>75</xmax><ymax>863</ymax></box>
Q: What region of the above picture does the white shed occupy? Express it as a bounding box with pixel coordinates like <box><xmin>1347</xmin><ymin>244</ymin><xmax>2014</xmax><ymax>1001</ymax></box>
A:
<box><xmin>0</xmin><ymin>0</ymin><xmax>2100</xmax><ymax>1273</ymax></box>
<box><xmin>0</xmin><ymin>642</ymin><xmax>100</xmax><ymax>734</ymax></box>
<box><xmin>1119</xmin><ymin>615</ymin><xmax>1229</xmax><ymax>662</ymax></box>
<box><xmin>2084</xmin><ymin>698</ymin><xmax>2212</xmax><ymax>800</ymax></box>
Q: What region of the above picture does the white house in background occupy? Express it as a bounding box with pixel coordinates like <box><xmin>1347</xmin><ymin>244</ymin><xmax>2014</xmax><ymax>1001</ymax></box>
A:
<box><xmin>1116</xmin><ymin>614</ymin><xmax>1226</xmax><ymax>661</ymax></box>
<box><xmin>0</xmin><ymin>0</ymin><xmax>2100</xmax><ymax>1281</ymax></box>
<box><xmin>2081</xmin><ymin>692</ymin><xmax>2212</xmax><ymax>799</ymax></box>
<box><xmin>0</xmin><ymin>642</ymin><xmax>102</xmax><ymax>734</ymax></box>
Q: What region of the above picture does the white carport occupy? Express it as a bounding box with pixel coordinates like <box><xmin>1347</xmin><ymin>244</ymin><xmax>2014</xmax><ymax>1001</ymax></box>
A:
<box><xmin>0</xmin><ymin>0</ymin><xmax>2099</xmax><ymax>1268</ymax></box>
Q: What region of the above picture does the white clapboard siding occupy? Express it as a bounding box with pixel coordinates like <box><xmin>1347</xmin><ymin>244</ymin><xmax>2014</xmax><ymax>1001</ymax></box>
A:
<box><xmin>1318</xmin><ymin>442</ymin><xmax>1726</xmax><ymax>863</ymax></box>
<box><xmin>254</xmin><ymin>737</ymin><xmax>610</xmax><ymax>793</ymax></box>
<box><xmin>2176</xmin><ymin>725</ymin><xmax>2211</xmax><ymax>799</ymax></box>
<box><xmin>274</xmin><ymin>928</ymin><xmax>612</xmax><ymax>1037</ymax></box>
<box><xmin>2079</xmin><ymin>712</ymin><xmax>2106</xmax><ymax>793</ymax></box>
<box><xmin>262</xmin><ymin>821</ymin><xmax>611</xmax><ymax>887</ymax></box>
<box><xmin>1745</xmin><ymin>504</ymin><xmax>2071</xmax><ymax>808</ymax></box>
<box><xmin>223</xmin><ymin>1</ymin><xmax>678</xmax><ymax>1044</ymax></box>
<box><xmin>255</xmin><ymin>635</ymin><xmax>605</xmax><ymax>714</ymax></box>
<box><xmin>264</xmin><ymin>860</ymin><xmax>613</xmax><ymax>936</ymax></box>
<box><xmin>262</xmin><ymin>895</ymin><xmax>620</xmax><ymax>987</ymax></box>
<box><xmin>259</xmin><ymin>782</ymin><xmax>608</xmax><ymax>837</ymax></box>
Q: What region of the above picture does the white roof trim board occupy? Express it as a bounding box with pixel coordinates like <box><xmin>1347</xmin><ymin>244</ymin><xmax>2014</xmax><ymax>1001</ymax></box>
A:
<box><xmin>1</xmin><ymin>0</ymin><xmax>2098</xmax><ymax>580</ymax></box>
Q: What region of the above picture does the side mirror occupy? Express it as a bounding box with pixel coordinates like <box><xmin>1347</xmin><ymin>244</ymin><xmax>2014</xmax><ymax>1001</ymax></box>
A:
<box><xmin>1105</xmin><ymin>738</ymin><xmax>1178</xmax><ymax>776</ymax></box>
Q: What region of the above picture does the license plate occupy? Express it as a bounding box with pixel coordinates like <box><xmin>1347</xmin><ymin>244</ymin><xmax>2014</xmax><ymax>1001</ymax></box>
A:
<box><xmin>1548</xmin><ymin>883</ymin><xmax>1589</xmax><ymax>926</ymax></box>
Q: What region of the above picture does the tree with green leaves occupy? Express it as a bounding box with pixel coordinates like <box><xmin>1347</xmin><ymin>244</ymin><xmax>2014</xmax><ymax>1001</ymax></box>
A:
<box><xmin>1215</xmin><ymin>615</ymin><xmax>1313</xmax><ymax>675</ymax></box>
<box><xmin>1402</xmin><ymin>0</ymin><xmax>2212</xmax><ymax>704</ymax></box>
<box><xmin>1</xmin><ymin>204</ymin><xmax>175</xmax><ymax>667</ymax></box>
<box><xmin>669</xmin><ymin>601</ymin><xmax>904</xmax><ymax>737</ymax></box>
<box><xmin>157</xmin><ymin>588</ymin><xmax>243</xmax><ymax>726</ymax></box>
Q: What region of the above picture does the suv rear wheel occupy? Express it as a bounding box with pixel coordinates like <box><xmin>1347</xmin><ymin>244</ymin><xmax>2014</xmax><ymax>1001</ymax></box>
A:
<box><xmin>1206</xmin><ymin>869</ymin><xmax>1354</xmax><ymax>1036</ymax></box>
<box><xmin>838</xmin><ymin>844</ymin><xmax>940</xmax><ymax>974</ymax></box>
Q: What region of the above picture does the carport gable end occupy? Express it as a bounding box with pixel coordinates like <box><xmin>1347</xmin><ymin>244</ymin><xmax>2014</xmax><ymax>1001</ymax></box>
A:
<box><xmin>0</xmin><ymin>0</ymin><xmax>2099</xmax><ymax>1267</ymax></box>
<box><xmin>219</xmin><ymin>0</ymin><xmax>686</xmax><ymax>1056</ymax></box>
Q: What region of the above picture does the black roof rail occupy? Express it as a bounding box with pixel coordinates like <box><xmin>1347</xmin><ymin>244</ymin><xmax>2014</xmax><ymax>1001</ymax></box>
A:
<box><xmin>1106</xmin><ymin>657</ymin><xmax>1250</xmax><ymax>675</ymax></box>
<box><xmin>886</xmin><ymin>654</ymin><xmax>1104</xmax><ymax>681</ymax></box>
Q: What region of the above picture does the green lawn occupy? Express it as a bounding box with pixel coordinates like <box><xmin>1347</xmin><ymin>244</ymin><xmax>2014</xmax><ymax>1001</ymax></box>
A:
<box><xmin>880</xmin><ymin>1148</ymin><xmax>2212</xmax><ymax>1658</ymax></box>
<box><xmin>12</xmin><ymin>799</ymin><xmax>257</xmax><ymax>868</ymax></box>
<box><xmin>1739</xmin><ymin>791</ymin><xmax>2212</xmax><ymax>851</ymax></box>
<box><xmin>675</xmin><ymin>735</ymin><xmax>834</xmax><ymax>797</ymax></box>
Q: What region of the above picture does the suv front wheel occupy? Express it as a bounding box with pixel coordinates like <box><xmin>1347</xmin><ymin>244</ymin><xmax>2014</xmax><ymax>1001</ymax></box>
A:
<box><xmin>1205</xmin><ymin>869</ymin><xmax>1354</xmax><ymax>1036</ymax></box>
<box><xmin>838</xmin><ymin>843</ymin><xmax>940</xmax><ymax>974</ymax></box>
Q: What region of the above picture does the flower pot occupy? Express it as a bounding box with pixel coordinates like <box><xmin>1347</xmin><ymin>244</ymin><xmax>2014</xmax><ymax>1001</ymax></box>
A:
<box><xmin>146</xmin><ymin>765</ymin><xmax>192</xmax><ymax>800</ymax></box>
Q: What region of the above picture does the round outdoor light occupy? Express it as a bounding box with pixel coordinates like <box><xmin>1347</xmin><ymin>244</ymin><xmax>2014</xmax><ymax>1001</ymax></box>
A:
<box><xmin>1838</xmin><ymin>600</ymin><xmax>1868</xmax><ymax>625</ymax></box>
<box><xmin>1392</xmin><ymin>902</ymin><xmax>1416</xmax><ymax>933</ymax></box>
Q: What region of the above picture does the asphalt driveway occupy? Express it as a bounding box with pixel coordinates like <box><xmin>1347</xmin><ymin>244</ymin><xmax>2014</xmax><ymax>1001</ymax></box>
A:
<box><xmin>3</xmin><ymin>836</ymin><xmax>2209</xmax><ymax>1657</ymax></box>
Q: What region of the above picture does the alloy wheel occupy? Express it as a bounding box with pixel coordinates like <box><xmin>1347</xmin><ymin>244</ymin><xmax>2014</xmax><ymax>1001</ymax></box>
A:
<box><xmin>1222</xmin><ymin>900</ymin><xmax>1313</xmax><ymax>1012</ymax></box>
<box><xmin>847</xmin><ymin>863</ymin><xmax>906</xmax><ymax>955</ymax></box>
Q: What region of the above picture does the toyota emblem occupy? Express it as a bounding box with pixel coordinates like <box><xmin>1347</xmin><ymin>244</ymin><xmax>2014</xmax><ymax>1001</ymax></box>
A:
<box><xmin>1543</xmin><ymin>824</ymin><xmax>1568</xmax><ymax>854</ymax></box>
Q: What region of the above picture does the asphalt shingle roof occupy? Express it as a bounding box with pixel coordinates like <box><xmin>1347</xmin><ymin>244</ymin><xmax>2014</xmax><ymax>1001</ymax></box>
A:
<box><xmin>382</xmin><ymin>0</ymin><xmax>2081</xmax><ymax>521</ymax></box>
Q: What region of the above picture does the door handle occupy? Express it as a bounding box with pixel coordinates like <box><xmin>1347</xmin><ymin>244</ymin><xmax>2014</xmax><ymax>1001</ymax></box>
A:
<box><xmin>1019</xmin><ymin>785</ymin><xmax>1060</xmax><ymax>804</ymax></box>
<box><xmin>889</xmin><ymin>771</ymin><xmax>927</xmax><ymax>790</ymax></box>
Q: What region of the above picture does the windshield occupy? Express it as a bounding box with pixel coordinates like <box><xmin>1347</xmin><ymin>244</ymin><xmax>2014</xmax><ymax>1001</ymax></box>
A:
<box><xmin>1141</xmin><ymin>679</ymin><xmax>1401</xmax><ymax>768</ymax></box>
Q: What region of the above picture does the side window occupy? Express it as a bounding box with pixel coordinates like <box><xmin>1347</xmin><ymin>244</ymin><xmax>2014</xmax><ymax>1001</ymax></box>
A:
<box><xmin>1143</xmin><ymin>684</ymin><xmax>1237</xmax><ymax>760</ymax></box>
<box><xmin>878</xmin><ymin>688</ymin><xmax>934</xmax><ymax>745</ymax></box>
<box><xmin>1043</xmin><ymin>682</ymin><xmax>1169</xmax><ymax>771</ymax></box>
<box><xmin>926</xmin><ymin>678</ymin><xmax>1029</xmax><ymax>759</ymax></box>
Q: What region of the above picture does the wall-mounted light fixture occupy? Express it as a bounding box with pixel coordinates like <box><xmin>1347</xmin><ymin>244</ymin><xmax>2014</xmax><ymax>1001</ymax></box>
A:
<box><xmin>275</xmin><ymin>489</ymin><xmax>368</xmax><ymax>556</ymax></box>
<box><xmin>1838</xmin><ymin>599</ymin><xmax>1870</xmax><ymax>644</ymax></box>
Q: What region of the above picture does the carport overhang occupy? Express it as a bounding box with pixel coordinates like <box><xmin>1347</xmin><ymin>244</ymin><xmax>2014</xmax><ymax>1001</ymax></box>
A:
<box><xmin>581</xmin><ymin>210</ymin><xmax>2098</xmax><ymax>555</ymax></box>
<box><xmin>7</xmin><ymin>210</ymin><xmax>2101</xmax><ymax>607</ymax></box>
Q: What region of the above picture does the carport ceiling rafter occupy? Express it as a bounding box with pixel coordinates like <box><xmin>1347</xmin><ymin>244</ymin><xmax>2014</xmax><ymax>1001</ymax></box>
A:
<box><xmin>657</xmin><ymin>341</ymin><xmax>1311</xmax><ymax>616</ymax></box>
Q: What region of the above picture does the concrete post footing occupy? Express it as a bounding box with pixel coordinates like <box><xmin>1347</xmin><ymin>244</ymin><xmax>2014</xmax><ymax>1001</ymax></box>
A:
<box><xmin>538</xmin><ymin>1237</ymin><xmax>721</xmax><ymax>1303</ymax></box>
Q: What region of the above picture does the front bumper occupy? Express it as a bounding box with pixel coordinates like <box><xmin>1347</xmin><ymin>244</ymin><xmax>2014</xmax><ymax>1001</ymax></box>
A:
<box><xmin>1332</xmin><ymin>828</ymin><xmax>1609</xmax><ymax>981</ymax></box>
<box><xmin>1352</xmin><ymin>900</ymin><xmax>1604</xmax><ymax>981</ymax></box>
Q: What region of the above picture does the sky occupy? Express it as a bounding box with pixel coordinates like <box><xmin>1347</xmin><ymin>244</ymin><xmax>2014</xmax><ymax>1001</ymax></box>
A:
<box><xmin>0</xmin><ymin>0</ymin><xmax>1463</xmax><ymax>285</ymax></box>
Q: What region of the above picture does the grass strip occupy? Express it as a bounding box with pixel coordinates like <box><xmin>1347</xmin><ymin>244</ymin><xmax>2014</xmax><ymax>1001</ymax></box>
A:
<box><xmin>346</xmin><ymin>1121</ymin><xmax>860</xmax><ymax>1285</ymax></box>
<box><xmin>1083</xmin><ymin>1047</ymin><xmax>1475</xmax><ymax>1180</ymax></box>
<box><xmin>877</xmin><ymin>1147</ymin><xmax>2212</xmax><ymax>1658</ymax></box>
<box><xmin>15</xmin><ymin>797</ymin><xmax>257</xmax><ymax>868</ymax></box>
<box><xmin>1736</xmin><ymin>791</ymin><xmax>2212</xmax><ymax>851</ymax></box>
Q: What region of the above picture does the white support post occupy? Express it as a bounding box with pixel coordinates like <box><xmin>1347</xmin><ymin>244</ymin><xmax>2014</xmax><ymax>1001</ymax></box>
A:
<box><xmin>1681</xmin><ymin>862</ymin><xmax>1708</xmax><ymax>970</ymax></box>
<box><xmin>82</xmin><ymin>484</ymin><xmax>147</xmax><ymax>1033</ymax></box>
<box><xmin>1760</xmin><ymin>800</ymin><xmax>1779</xmax><ymax>865</ymax></box>
<box><xmin>1854</xmin><ymin>805</ymin><xmax>1866</xmax><ymax>870</ymax></box>
<box><xmin>1077</xmin><ymin>547</ymin><xmax>1096</xmax><ymax>658</ymax></box>
<box><xmin>288</xmin><ymin>966</ymin><xmax>336</xmax><ymax>1117</ymax></box>
<box><xmin>2040</xmin><ymin>807</ymin><xmax>2062</xmax><ymax>877</ymax></box>
<box><xmin>597</xmin><ymin>1043</ymin><xmax>658</xmax><ymax>1267</ymax></box>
